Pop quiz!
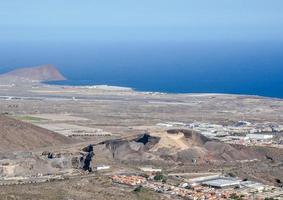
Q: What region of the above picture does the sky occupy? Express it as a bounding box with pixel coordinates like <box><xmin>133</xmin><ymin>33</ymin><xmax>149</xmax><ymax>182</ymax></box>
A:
<box><xmin>1</xmin><ymin>0</ymin><xmax>283</xmax><ymax>42</ymax></box>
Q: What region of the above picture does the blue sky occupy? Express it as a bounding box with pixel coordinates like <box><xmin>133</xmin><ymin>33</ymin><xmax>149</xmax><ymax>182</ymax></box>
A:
<box><xmin>1</xmin><ymin>0</ymin><xmax>283</xmax><ymax>42</ymax></box>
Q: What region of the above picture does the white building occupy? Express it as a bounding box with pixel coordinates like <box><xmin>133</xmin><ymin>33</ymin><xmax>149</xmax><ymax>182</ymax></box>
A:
<box><xmin>140</xmin><ymin>167</ymin><xmax>162</xmax><ymax>173</ymax></box>
<box><xmin>240</xmin><ymin>181</ymin><xmax>265</xmax><ymax>191</ymax></box>
<box><xmin>201</xmin><ymin>178</ymin><xmax>241</xmax><ymax>188</ymax></box>
<box><xmin>245</xmin><ymin>134</ymin><xmax>273</xmax><ymax>140</ymax></box>
<box><xmin>96</xmin><ymin>165</ymin><xmax>110</xmax><ymax>171</ymax></box>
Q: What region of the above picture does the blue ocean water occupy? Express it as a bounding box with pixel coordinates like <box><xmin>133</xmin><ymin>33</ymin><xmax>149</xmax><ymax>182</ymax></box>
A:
<box><xmin>0</xmin><ymin>41</ymin><xmax>282</xmax><ymax>98</ymax></box>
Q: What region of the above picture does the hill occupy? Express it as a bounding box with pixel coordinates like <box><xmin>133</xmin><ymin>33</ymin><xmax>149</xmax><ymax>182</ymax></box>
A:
<box><xmin>0</xmin><ymin>115</ymin><xmax>73</xmax><ymax>152</ymax></box>
<box><xmin>101</xmin><ymin>129</ymin><xmax>264</xmax><ymax>164</ymax></box>
<box><xmin>0</xmin><ymin>64</ymin><xmax>66</xmax><ymax>81</ymax></box>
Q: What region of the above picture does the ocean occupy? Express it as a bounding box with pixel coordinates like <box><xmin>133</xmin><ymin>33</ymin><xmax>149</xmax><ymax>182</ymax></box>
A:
<box><xmin>0</xmin><ymin>40</ymin><xmax>282</xmax><ymax>98</ymax></box>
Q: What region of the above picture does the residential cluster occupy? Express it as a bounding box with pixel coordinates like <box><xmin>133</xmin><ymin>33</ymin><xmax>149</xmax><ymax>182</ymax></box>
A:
<box><xmin>188</xmin><ymin>121</ymin><xmax>283</xmax><ymax>136</ymax></box>
<box><xmin>111</xmin><ymin>175</ymin><xmax>147</xmax><ymax>186</ymax></box>
<box><xmin>110</xmin><ymin>171</ymin><xmax>283</xmax><ymax>200</ymax></box>
<box><xmin>157</xmin><ymin>120</ymin><xmax>283</xmax><ymax>148</ymax></box>
<box><xmin>188</xmin><ymin>121</ymin><xmax>283</xmax><ymax>148</ymax></box>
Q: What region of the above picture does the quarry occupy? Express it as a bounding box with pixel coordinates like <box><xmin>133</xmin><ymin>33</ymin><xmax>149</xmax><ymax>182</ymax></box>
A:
<box><xmin>0</xmin><ymin>66</ymin><xmax>283</xmax><ymax>199</ymax></box>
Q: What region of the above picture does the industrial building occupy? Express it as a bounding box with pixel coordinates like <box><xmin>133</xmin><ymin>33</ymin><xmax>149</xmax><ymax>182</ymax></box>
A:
<box><xmin>96</xmin><ymin>165</ymin><xmax>110</xmax><ymax>171</ymax></box>
<box><xmin>240</xmin><ymin>181</ymin><xmax>265</xmax><ymax>191</ymax></box>
<box><xmin>245</xmin><ymin>134</ymin><xmax>274</xmax><ymax>141</ymax></box>
<box><xmin>201</xmin><ymin>177</ymin><xmax>241</xmax><ymax>188</ymax></box>
<box><xmin>139</xmin><ymin>167</ymin><xmax>162</xmax><ymax>172</ymax></box>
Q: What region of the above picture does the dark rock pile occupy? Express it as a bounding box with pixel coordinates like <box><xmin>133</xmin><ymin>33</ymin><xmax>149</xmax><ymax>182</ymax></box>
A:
<box><xmin>79</xmin><ymin>145</ymin><xmax>95</xmax><ymax>172</ymax></box>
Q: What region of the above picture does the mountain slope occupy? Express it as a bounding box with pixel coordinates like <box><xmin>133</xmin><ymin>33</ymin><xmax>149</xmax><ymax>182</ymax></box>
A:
<box><xmin>1</xmin><ymin>64</ymin><xmax>66</xmax><ymax>81</ymax></box>
<box><xmin>0</xmin><ymin>115</ymin><xmax>73</xmax><ymax>152</ymax></box>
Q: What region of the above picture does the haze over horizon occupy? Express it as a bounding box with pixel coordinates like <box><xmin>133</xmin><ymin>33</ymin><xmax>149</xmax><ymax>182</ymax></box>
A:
<box><xmin>1</xmin><ymin>0</ymin><xmax>283</xmax><ymax>42</ymax></box>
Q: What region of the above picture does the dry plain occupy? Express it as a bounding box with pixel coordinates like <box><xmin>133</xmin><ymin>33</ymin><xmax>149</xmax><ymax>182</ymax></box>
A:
<box><xmin>0</xmin><ymin>78</ymin><xmax>283</xmax><ymax>199</ymax></box>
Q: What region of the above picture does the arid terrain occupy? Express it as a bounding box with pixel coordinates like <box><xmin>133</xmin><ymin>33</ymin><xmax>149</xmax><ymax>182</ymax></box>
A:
<box><xmin>0</xmin><ymin>66</ymin><xmax>283</xmax><ymax>199</ymax></box>
<box><xmin>0</xmin><ymin>115</ymin><xmax>73</xmax><ymax>152</ymax></box>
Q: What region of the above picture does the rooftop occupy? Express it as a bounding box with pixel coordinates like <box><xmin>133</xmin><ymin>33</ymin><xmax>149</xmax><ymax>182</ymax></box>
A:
<box><xmin>202</xmin><ymin>178</ymin><xmax>241</xmax><ymax>188</ymax></box>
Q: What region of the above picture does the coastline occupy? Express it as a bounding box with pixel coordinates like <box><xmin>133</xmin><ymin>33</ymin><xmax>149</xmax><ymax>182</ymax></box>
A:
<box><xmin>44</xmin><ymin>80</ymin><xmax>283</xmax><ymax>101</ymax></box>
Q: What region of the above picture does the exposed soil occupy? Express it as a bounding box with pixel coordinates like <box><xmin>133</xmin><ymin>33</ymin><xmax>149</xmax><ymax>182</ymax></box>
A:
<box><xmin>0</xmin><ymin>115</ymin><xmax>73</xmax><ymax>152</ymax></box>
<box><xmin>102</xmin><ymin>130</ymin><xmax>265</xmax><ymax>164</ymax></box>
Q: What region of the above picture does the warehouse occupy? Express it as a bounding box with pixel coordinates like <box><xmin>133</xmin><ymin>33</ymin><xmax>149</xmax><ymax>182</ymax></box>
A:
<box><xmin>240</xmin><ymin>181</ymin><xmax>265</xmax><ymax>191</ymax></box>
<box><xmin>201</xmin><ymin>177</ymin><xmax>241</xmax><ymax>188</ymax></box>
<box><xmin>245</xmin><ymin>134</ymin><xmax>273</xmax><ymax>141</ymax></box>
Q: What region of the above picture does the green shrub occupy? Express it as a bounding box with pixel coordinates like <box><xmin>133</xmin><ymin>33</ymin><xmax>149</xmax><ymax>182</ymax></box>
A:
<box><xmin>153</xmin><ymin>172</ymin><xmax>164</xmax><ymax>181</ymax></box>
